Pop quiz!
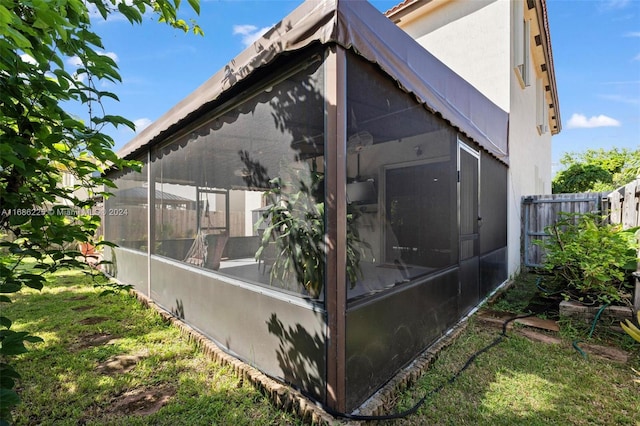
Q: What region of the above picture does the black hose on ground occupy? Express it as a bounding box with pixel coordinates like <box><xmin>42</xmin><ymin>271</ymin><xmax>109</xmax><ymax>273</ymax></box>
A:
<box><xmin>321</xmin><ymin>313</ymin><xmax>535</xmax><ymax>422</ymax></box>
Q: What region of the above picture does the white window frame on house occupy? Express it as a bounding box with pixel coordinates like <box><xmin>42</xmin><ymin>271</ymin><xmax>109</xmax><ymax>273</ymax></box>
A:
<box><xmin>513</xmin><ymin>0</ymin><xmax>531</xmax><ymax>88</ymax></box>
<box><xmin>536</xmin><ymin>77</ymin><xmax>549</xmax><ymax>134</ymax></box>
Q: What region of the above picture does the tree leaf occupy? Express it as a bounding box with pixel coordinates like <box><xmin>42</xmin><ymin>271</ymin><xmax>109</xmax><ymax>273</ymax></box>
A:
<box><xmin>0</xmin><ymin>283</ymin><xmax>21</xmax><ymax>294</ymax></box>
<box><xmin>0</xmin><ymin>388</ymin><xmax>21</xmax><ymax>411</ymax></box>
<box><xmin>23</xmin><ymin>335</ymin><xmax>44</xmax><ymax>344</ymax></box>
<box><xmin>19</xmin><ymin>274</ymin><xmax>46</xmax><ymax>291</ymax></box>
<box><xmin>187</xmin><ymin>0</ymin><xmax>201</xmax><ymax>15</ymax></box>
<box><xmin>0</xmin><ymin>317</ymin><xmax>11</xmax><ymax>329</ymax></box>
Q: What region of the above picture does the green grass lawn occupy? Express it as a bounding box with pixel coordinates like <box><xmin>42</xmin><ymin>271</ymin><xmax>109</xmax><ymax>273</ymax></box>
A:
<box><xmin>4</xmin><ymin>270</ymin><xmax>640</xmax><ymax>425</ymax></box>
<box><xmin>390</xmin><ymin>320</ymin><xmax>639</xmax><ymax>425</ymax></box>
<box><xmin>389</xmin><ymin>273</ymin><xmax>640</xmax><ymax>425</ymax></box>
<box><xmin>3</xmin><ymin>269</ymin><xmax>301</xmax><ymax>426</ymax></box>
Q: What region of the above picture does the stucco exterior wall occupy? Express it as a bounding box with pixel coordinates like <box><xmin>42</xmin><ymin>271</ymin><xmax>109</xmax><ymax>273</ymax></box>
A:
<box><xmin>397</xmin><ymin>0</ymin><xmax>510</xmax><ymax>112</ymax></box>
<box><xmin>507</xmin><ymin>64</ymin><xmax>553</xmax><ymax>274</ymax></box>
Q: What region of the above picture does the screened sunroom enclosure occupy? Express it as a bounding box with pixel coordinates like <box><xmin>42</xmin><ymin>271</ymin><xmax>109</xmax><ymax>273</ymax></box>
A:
<box><xmin>103</xmin><ymin>0</ymin><xmax>509</xmax><ymax>413</ymax></box>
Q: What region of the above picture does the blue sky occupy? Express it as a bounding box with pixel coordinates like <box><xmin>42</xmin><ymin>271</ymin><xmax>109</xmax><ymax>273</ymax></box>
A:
<box><xmin>546</xmin><ymin>0</ymin><xmax>639</xmax><ymax>169</ymax></box>
<box><xmin>75</xmin><ymin>0</ymin><xmax>639</xmax><ymax>169</ymax></box>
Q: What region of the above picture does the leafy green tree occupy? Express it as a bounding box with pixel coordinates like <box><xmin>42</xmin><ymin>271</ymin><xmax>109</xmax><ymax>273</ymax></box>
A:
<box><xmin>552</xmin><ymin>163</ymin><xmax>612</xmax><ymax>193</ymax></box>
<box><xmin>553</xmin><ymin>148</ymin><xmax>640</xmax><ymax>193</ymax></box>
<box><xmin>0</xmin><ymin>0</ymin><xmax>201</xmax><ymax>422</ymax></box>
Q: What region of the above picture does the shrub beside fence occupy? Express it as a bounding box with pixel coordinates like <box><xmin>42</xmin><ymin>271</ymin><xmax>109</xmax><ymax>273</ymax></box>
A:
<box><xmin>522</xmin><ymin>178</ymin><xmax>640</xmax><ymax>309</ymax></box>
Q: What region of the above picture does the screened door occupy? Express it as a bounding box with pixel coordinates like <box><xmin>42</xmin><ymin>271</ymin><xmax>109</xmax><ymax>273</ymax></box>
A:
<box><xmin>459</xmin><ymin>143</ymin><xmax>480</xmax><ymax>259</ymax></box>
<box><xmin>458</xmin><ymin>141</ymin><xmax>480</xmax><ymax>314</ymax></box>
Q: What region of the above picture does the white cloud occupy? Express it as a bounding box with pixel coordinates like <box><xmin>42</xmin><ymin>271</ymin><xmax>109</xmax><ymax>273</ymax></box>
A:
<box><xmin>67</xmin><ymin>51</ymin><xmax>118</xmax><ymax>68</ymax></box>
<box><xmin>602</xmin><ymin>80</ymin><xmax>640</xmax><ymax>85</ymax></box>
<box><xmin>134</xmin><ymin>118</ymin><xmax>152</xmax><ymax>133</ymax></box>
<box><xmin>603</xmin><ymin>0</ymin><xmax>631</xmax><ymax>9</ymax></box>
<box><xmin>599</xmin><ymin>94</ymin><xmax>640</xmax><ymax>105</ymax></box>
<box><xmin>233</xmin><ymin>24</ymin><xmax>258</xmax><ymax>35</ymax></box>
<box><xmin>566</xmin><ymin>113</ymin><xmax>621</xmax><ymax>129</ymax></box>
<box><xmin>67</xmin><ymin>55</ymin><xmax>83</xmax><ymax>67</ymax></box>
<box><xmin>99</xmin><ymin>51</ymin><xmax>119</xmax><ymax>63</ymax></box>
<box><xmin>72</xmin><ymin>72</ymin><xmax>87</xmax><ymax>84</ymax></box>
<box><xmin>86</xmin><ymin>2</ymin><xmax>102</xmax><ymax>19</ymax></box>
<box><xmin>20</xmin><ymin>54</ymin><xmax>37</xmax><ymax>65</ymax></box>
<box><xmin>625</xmin><ymin>31</ymin><xmax>640</xmax><ymax>37</ymax></box>
<box><xmin>232</xmin><ymin>24</ymin><xmax>271</xmax><ymax>47</ymax></box>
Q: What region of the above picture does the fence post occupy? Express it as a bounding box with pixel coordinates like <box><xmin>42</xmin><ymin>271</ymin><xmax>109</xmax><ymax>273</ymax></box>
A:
<box><xmin>626</xmin><ymin>180</ymin><xmax>639</xmax><ymax>311</ymax></box>
<box><xmin>608</xmin><ymin>179</ymin><xmax>640</xmax><ymax>311</ymax></box>
<box><xmin>634</xmin><ymin>272</ymin><xmax>640</xmax><ymax>311</ymax></box>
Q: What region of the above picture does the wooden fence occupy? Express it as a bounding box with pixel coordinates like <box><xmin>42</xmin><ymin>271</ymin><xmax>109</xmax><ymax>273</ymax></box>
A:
<box><xmin>608</xmin><ymin>179</ymin><xmax>640</xmax><ymax>230</ymax></box>
<box><xmin>522</xmin><ymin>180</ymin><xmax>640</xmax><ymax>267</ymax></box>
<box><xmin>609</xmin><ymin>179</ymin><xmax>640</xmax><ymax>309</ymax></box>
<box><xmin>521</xmin><ymin>192</ymin><xmax>609</xmax><ymax>268</ymax></box>
<box><xmin>109</xmin><ymin>207</ymin><xmax>252</xmax><ymax>242</ymax></box>
<box><xmin>522</xmin><ymin>180</ymin><xmax>640</xmax><ymax>308</ymax></box>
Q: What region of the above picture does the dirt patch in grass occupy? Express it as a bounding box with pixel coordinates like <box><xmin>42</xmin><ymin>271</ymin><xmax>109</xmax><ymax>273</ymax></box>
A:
<box><xmin>96</xmin><ymin>350</ymin><xmax>148</xmax><ymax>375</ymax></box>
<box><xmin>78</xmin><ymin>385</ymin><xmax>175</xmax><ymax>424</ymax></box>
<box><xmin>71</xmin><ymin>332</ymin><xmax>117</xmax><ymax>351</ymax></box>
<box><xmin>65</xmin><ymin>295</ymin><xmax>89</xmax><ymax>301</ymax></box>
<box><xmin>575</xmin><ymin>341</ymin><xmax>631</xmax><ymax>363</ymax></box>
<box><xmin>79</xmin><ymin>316</ymin><xmax>110</xmax><ymax>325</ymax></box>
<box><xmin>72</xmin><ymin>305</ymin><xmax>94</xmax><ymax>312</ymax></box>
<box><xmin>478</xmin><ymin>310</ymin><xmax>633</xmax><ymax>364</ymax></box>
<box><xmin>109</xmin><ymin>385</ymin><xmax>175</xmax><ymax>416</ymax></box>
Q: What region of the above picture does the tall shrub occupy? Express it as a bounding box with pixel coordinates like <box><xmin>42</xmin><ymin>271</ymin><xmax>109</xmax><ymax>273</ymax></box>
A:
<box><xmin>535</xmin><ymin>213</ymin><xmax>638</xmax><ymax>305</ymax></box>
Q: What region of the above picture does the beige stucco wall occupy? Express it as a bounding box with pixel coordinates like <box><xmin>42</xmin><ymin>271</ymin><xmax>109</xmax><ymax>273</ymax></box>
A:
<box><xmin>397</xmin><ymin>0</ymin><xmax>510</xmax><ymax>112</ymax></box>
<box><xmin>507</xmin><ymin>62</ymin><xmax>553</xmax><ymax>274</ymax></box>
<box><xmin>394</xmin><ymin>0</ymin><xmax>554</xmax><ymax>277</ymax></box>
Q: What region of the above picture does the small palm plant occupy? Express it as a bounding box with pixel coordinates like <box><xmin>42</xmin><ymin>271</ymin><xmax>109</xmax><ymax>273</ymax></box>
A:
<box><xmin>621</xmin><ymin>311</ymin><xmax>640</xmax><ymax>384</ymax></box>
<box><xmin>621</xmin><ymin>311</ymin><xmax>640</xmax><ymax>343</ymax></box>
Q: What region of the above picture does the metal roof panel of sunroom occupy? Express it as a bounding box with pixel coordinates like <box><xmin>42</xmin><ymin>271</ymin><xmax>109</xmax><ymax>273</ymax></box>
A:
<box><xmin>118</xmin><ymin>0</ymin><xmax>508</xmax><ymax>161</ymax></box>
